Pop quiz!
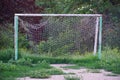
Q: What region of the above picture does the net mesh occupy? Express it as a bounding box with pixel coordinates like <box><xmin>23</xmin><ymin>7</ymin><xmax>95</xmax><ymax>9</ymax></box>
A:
<box><xmin>18</xmin><ymin>16</ymin><xmax>97</xmax><ymax>55</ymax></box>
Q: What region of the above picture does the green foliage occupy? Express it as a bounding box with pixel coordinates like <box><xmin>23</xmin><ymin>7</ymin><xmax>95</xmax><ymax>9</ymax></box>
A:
<box><xmin>91</xmin><ymin>0</ymin><xmax>113</xmax><ymax>13</ymax></box>
<box><xmin>1</xmin><ymin>47</ymin><xmax>120</xmax><ymax>80</ymax></box>
<box><xmin>22</xmin><ymin>53</ymin><xmax>71</xmax><ymax>64</ymax></box>
<box><xmin>0</xmin><ymin>48</ymin><xmax>22</xmax><ymax>62</ymax></box>
<box><xmin>105</xmin><ymin>73</ymin><xmax>118</xmax><ymax>76</ymax></box>
<box><xmin>35</xmin><ymin>0</ymin><xmax>120</xmax><ymax>49</ymax></box>
<box><xmin>53</xmin><ymin>44</ymin><xmax>73</xmax><ymax>56</ymax></box>
<box><xmin>37</xmin><ymin>17</ymin><xmax>82</xmax><ymax>55</ymax></box>
<box><xmin>76</xmin><ymin>48</ymin><xmax>120</xmax><ymax>74</ymax></box>
<box><xmin>0</xmin><ymin>24</ymin><xmax>14</xmax><ymax>49</ymax></box>
<box><xmin>104</xmin><ymin>21</ymin><xmax>120</xmax><ymax>48</ymax></box>
<box><xmin>15</xmin><ymin>58</ymin><xmax>33</xmax><ymax>67</ymax></box>
<box><xmin>29</xmin><ymin>68</ymin><xmax>63</xmax><ymax>78</ymax></box>
<box><xmin>0</xmin><ymin>57</ymin><xmax>63</xmax><ymax>79</ymax></box>
<box><xmin>18</xmin><ymin>34</ymin><xmax>30</xmax><ymax>49</ymax></box>
<box><xmin>21</xmin><ymin>51</ymin><xmax>100</xmax><ymax>65</ymax></box>
<box><xmin>35</xmin><ymin>0</ymin><xmax>92</xmax><ymax>14</ymax></box>
<box><xmin>0</xmin><ymin>61</ymin><xmax>17</xmax><ymax>71</ymax></box>
<box><xmin>29</xmin><ymin>70</ymin><xmax>50</xmax><ymax>78</ymax></box>
<box><xmin>63</xmin><ymin>65</ymin><xmax>80</xmax><ymax>69</ymax></box>
<box><xmin>37</xmin><ymin>41</ymin><xmax>49</xmax><ymax>54</ymax></box>
<box><xmin>35</xmin><ymin>0</ymin><xmax>118</xmax><ymax>14</ymax></box>
<box><xmin>87</xmin><ymin>69</ymin><xmax>101</xmax><ymax>73</ymax></box>
<box><xmin>64</xmin><ymin>75</ymin><xmax>81</xmax><ymax>80</ymax></box>
<box><xmin>13</xmin><ymin>48</ymin><xmax>120</xmax><ymax>74</ymax></box>
<box><xmin>38</xmin><ymin>60</ymin><xmax>51</xmax><ymax>69</ymax></box>
<box><xmin>0</xmin><ymin>48</ymin><xmax>15</xmax><ymax>62</ymax></box>
<box><xmin>100</xmin><ymin>47</ymin><xmax>120</xmax><ymax>73</ymax></box>
<box><xmin>37</xmin><ymin>37</ymin><xmax>74</xmax><ymax>56</ymax></box>
<box><xmin>46</xmin><ymin>68</ymin><xmax>63</xmax><ymax>75</ymax></box>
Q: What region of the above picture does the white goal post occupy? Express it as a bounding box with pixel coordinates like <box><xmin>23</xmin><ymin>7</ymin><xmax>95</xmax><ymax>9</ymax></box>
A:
<box><xmin>14</xmin><ymin>14</ymin><xmax>102</xmax><ymax>60</ymax></box>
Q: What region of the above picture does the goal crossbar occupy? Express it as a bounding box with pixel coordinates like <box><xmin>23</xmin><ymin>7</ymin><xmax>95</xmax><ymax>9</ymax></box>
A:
<box><xmin>15</xmin><ymin>14</ymin><xmax>102</xmax><ymax>17</ymax></box>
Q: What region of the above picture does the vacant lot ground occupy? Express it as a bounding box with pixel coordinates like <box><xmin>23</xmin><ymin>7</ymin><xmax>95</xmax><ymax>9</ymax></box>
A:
<box><xmin>18</xmin><ymin>64</ymin><xmax>120</xmax><ymax>80</ymax></box>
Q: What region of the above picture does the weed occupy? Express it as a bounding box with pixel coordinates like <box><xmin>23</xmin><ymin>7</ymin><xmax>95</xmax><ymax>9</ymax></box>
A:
<box><xmin>62</xmin><ymin>65</ymin><xmax>80</xmax><ymax>69</ymax></box>
<box><xmin>105</xmin><ymin>73</ymin><xmax>118</xmax><ymax>76</ymax></box>
<box><xmin>0</xmin><ymin>49</ymin><xmax>14</xmax><ymax>62</ymax></box>
<box><xmin>0</xmin><ymin>61</ymin><xmax>17</xmax><ymax>71</ymax></box>
<box><xmin>38</xmin><ymin>60</ymin><xmax>51</xmax><ymax>68</ymax></box>
<box><xmin>87</xmin><ymin>69</ymin><xmax>101</xmax><ymax>73</ymax></box>
<box><xmin>29</xmin><ymin>70</ymin><xmax>50</xmax><ymax>78</ymax></box>
<box><xmin>28</xmin><ymin>68</ymin><xmax>63</xmax><ymax>78</ymax></box>
<box><xmin>15</xmin><ymin>58</ymin><xmax>33</xmax><ymax>67</ymax></box>
<box><xmin>64</xmin><ymin>75</ymin><xmax>82</xmax><ymax>80</ymax></box>
<box><xmin>67</xmin><ymin>73</ymin><xmax>75</xmax><ymax>75</ymax></box>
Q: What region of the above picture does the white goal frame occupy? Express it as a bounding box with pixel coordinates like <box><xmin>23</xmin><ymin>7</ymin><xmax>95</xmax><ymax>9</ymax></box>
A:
<box><xmin>14</xmin><ymin>14</ymin><xmax>102</xmax><ymax>60</ymax></box>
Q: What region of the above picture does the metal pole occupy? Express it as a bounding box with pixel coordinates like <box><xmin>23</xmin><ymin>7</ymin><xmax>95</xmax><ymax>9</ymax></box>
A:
<box><xmin>15</xmin><ymin>14</ymin><xmax>102</xmax><ymax>17</ymax></box>
<box><xmin>93</xmin><ymin>17</ymin><xmax>99</xmax><ymax>55</ymax></box>
<box><xmin>14</xmin><ymin>15</ymin><xmax>18</xmax><ymax>60</ymax></box>
<box><xmin>98</xmin><ymin>17</ymin><xmax>102</xmax><ymax>59</ymax></box>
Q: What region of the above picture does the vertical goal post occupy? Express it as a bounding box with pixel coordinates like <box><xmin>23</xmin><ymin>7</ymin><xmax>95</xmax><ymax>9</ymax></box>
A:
<box><xmin>14</xmin><ymin>14</ymin><xmax>102</xmax><ymax>60</ymax></box>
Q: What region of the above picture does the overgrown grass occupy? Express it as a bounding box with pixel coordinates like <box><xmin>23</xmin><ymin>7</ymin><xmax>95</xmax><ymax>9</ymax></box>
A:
<box><xmin>20</xmin><ymin>47</ymin><xmax>120</xmax><ymax>74</ymax></box>
<box><xmin>100</xmin><ymin>47</ymin><xmax>120</xmax><ymax>74</ymax></box>
<box><xmin>62</xmin><ymin>65</ymin><xmax>80</xmax><ymax>69</ymax></box>
<box><xmin>64</xmin><ymin>75</ymin><xmax>81</xmax><ymax>80</ymax></box>
<box><xmin>80</xmin><ymin>49</ymin><xmax>119</xmax><ymax>74</ymax></box>
<box><xmin>0</xmin><ymin>48</ymin><xmax>21</xmax><ymax>62</ymax></box>
<box><xmin>29</xmin><ymin>68</ymin><xmax>63</xmax><ymax>78</ymax></box>
<box><xmin>0</xmin><ymin>60</ymin><xmax>63</xmax><ymax>80</ymax></box>
<box><xmin>21</xmin><ymin>50</ymin><xmax>99</xmax><ymax>64</ymax></box>
<box><xmin>0</xmin><ymin>47</ymin><xmax>120</xmax><ymax>80</ymax></box>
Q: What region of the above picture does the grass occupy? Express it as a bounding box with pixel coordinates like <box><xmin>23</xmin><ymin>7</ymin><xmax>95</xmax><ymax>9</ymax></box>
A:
<box><xmin>29</xmin><ymin>71</ymin><xmax>50</xmax><ymax>78</ymax></box>
<box><xmin>20</xmin><ymin>48</ymin><xmax>120</xmax><ymax>74</ymax></box>
<box><xmin>0</xmin><ymin>47</ymin><xmax>120</xmax><ymax>80</ymax></box>
<box><xmin>0</xmin><ymin>61</ymin><xmax>63</xmax><ymax>80</ymax></box>
<box><xmin>29</xmin><ymin>68</ymin><xmax>63</xmax><ymax>78</ymax></box>
<box><xmin>0</xmin><ymin>65</ymin><xmax>31</xmax><ymax>80</ymax></box>
<box><xmin>21</xmin><ymin>51</ymin><xmax>99</xmax><ymax>64</ymax></box>
<box><xmin>67</xmin><ymin>73</ymin><xmax>75</xmax><ymax>75</ymax></box>
<box><xmin>105</xmin><ymin>73</ymin><xmax>119</xmax><ymax>76</ymax></box>
<box><xmin>64</xmin><ymin>75</ymin><xmax>82</xmax><ymax>80</ymax></box>
<box><xmin>100</xmin><ymin>47</ymin><xmax>120</xmax><ymax>74</ymax></box>
<box><xmin>62</xmin><ymin>65</ymin><xmax>80</xmax><ymax>69</ymax></box>
<box><xmin>87</xmin><ymin>69</ymin><xmax>101</xmax><ymax>73</ymax></box>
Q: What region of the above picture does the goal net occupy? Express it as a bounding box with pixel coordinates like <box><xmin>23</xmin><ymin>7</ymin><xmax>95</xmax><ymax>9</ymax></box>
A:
<box><xmin>14</xmin><ymin>14</ymin><xmax>102</xmax><ymax>60</ymax></box>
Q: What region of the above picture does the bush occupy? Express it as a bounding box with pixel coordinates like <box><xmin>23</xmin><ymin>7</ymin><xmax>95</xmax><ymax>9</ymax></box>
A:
<box><xmin>15</xmin><ymin>58</ymin><xmax>33</xmax><ymax>66</ymax></box>
<box><xmin>23</xmin><ymin>55</ymin><xmax>72</xmax><ymax>64</ymax></box>
<box><xmin>0</xmin><ymin>61</ymin><xmax>17</xmax><ymax>71</ymax></box>
<box><xmin>0</xmin><ymin>48</ymin><xmax>14</xmax><ymax>62</ymax></box>
<box><xmin>37</xmin><ymin>41</ymin><xmax>49</xmax><ymax>54</ymax></box>
<box><xmin>101</xmin><ymin>47</ymin><xmax>120</xmax><ymax>73</ymax></box>
<box><xmin>0</xmin><ymin>24</ymin><xmax>14</xmax><ymax>49</ymax></box>
<box><xmin>38</xmin><ymin>60</ymin><xmax>51</xmax><ymax>68</ymax></box>
<box><xmin>0</xmin><ymin>48</ymin><xmax>21</xmax><ymax>62</ymax></box>
<box><xmin>52</xmin><ymin>44</ymin><xmax>73</xmax><ymax>56</ymax></box>
<box><xmin>21</xmin><ymin>52</ymin><xmax>100</xmax><ymax>64</ymax></box>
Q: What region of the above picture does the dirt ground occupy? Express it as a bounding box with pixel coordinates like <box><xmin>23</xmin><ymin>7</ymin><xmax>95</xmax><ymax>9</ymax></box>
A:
<box><xmin>17</xmin><ymin>64</ymin><xmax>120</xmax><ymax>80</ymax></box>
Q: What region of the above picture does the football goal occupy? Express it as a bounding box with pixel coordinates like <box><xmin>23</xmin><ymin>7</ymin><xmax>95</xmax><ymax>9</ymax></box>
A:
<box><xmin>14</xmin><ymin>14</ymin><xmax>102</xmax><ymax>60</ymax></box>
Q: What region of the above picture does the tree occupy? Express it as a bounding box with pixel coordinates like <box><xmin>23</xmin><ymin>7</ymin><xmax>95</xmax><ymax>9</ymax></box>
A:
<box><xmin>35</xmin><ymin>0</ymin><xmax>120</xmax><ymax>48</ymax></box>
<box><xmin>0</xmin><ymin>0</ymin><xmax>44</xmax><ymax>24</ymax></box>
